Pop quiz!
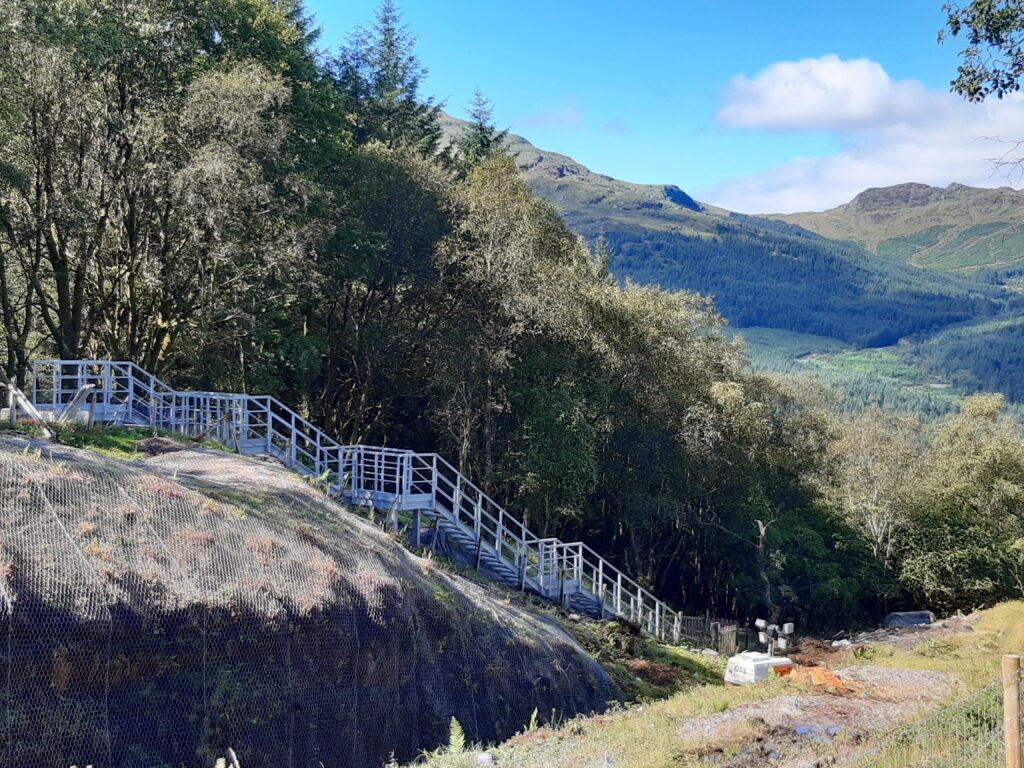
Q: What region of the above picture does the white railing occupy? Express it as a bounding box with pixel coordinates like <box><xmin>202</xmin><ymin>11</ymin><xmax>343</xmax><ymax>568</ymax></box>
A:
<box><xmin>29</xmin><ymin>359</ymin><xmax>701</xmax><ymax>644</ymax></box>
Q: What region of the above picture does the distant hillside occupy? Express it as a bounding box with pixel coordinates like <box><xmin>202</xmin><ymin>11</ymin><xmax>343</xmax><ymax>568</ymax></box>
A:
<box><xmin>440</xmin><ymin>113</ymin><xmax>706</xmax><ymax>234</ymax></box>
<box><xmin>768</xmin><ymin>183</ymin><xmax>1024</xmax><ymax>272</ymax></box>
<box><xmin>441</xmin><ymin>116</ymin><xmax>1024</xmax><ymax>409</ymax></box>
<box><xmin>441</xmin><ymin>115</ymin><xmax>1015</xmax><ymax>348</ymax></box>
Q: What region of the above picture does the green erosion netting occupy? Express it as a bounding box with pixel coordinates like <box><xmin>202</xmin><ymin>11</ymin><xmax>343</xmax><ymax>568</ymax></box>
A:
<box><xmin>0</xmin><ymin>436</ymin><xmax>616</xmax><ymax>768</ymax></box>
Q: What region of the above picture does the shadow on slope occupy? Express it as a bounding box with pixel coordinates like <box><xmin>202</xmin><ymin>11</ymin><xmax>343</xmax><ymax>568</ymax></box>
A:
<box><xmin>0</xmin><ymin>436</ymin><xmax>616</xmax><ymax>768</ymax></box>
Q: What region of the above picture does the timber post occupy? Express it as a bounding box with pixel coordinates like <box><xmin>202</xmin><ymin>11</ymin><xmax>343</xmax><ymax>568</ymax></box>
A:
<box><xmin>1005</xmin><ymin>654</ymin><xmax>1022</xmax><ymax>768</ymax></box>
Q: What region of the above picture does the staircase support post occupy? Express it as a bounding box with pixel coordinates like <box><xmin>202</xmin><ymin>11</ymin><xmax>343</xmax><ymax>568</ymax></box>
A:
<box><xmin>519</xmin><ymin>536</ymin><xmax>527</xmax><ymax>591</ymax></box>
<box><xmin>412</xmin><ymin>509</ymin><xmax>421</xmax><ymax>549</ymax></box>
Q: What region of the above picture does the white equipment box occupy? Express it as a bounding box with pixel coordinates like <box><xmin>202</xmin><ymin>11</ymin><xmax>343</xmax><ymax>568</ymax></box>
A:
<box><xmin>724</xmin><ymin>651</ymin><xmax>794</xmax><ymax>685</ymax></box>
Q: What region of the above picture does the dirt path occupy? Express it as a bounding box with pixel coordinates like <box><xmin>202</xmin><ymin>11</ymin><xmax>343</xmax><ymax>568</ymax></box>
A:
<box><xmin>679</xmin><ymin>667</ymin><xmax>957</xmax><ymax>767</ymax></box>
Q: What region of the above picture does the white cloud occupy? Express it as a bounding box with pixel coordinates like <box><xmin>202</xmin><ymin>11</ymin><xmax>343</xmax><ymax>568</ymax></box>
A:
<box><xmin>704</xmin><ymin>55</ymin><xmax>1024</xmax><ymax>213</ymax></box>
<box><xmin>718</xmin><ymin>55</ymin><xmax>931</xmax><ymax>131</ymax></box>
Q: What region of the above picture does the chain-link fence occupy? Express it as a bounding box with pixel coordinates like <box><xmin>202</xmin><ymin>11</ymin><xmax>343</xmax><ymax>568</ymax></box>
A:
<box><xmin>847</xmin><ymin>659</ymin><xmax>1022</xmax><ymax>768</ymax></box>
<box><xmin>0</xmin><ymin>435</ymin><xmax>617</xmax><ymax>768</ymax></box>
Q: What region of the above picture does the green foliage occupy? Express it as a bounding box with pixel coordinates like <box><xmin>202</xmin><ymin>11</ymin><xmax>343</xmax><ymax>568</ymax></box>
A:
<box><xmin>896</xmin><ymin>394</ymin><xmax>1024</xmax><ymax>611</ymax></box>
<box><xmin>905</xmin><ymin>317</ymin><xmax>1024</xmax><ymax>402</ymax></box>
<box><xmin>9</xmin><ymin>0</ymin><xmax>1024</xmax><ymax>638</ymax></box>
<box><xmin>603</xmin><ymin>221</ymin><xmax>1002</xmax><ymax>347</ymax></box>
<box><xmin>941</xmin><ymin>0</ymin><xmax>1024</xmax><ymax>101</ymax></box>
<box><xmin>448</xmin><ymin>717</ymin><xmax>465</xmax><ymax>754</ymax></box>
<box><xmin>332</xmin><ymin>0</ymin><xmax>442</xmax><ymax>155</ymax></box>
<box><xmin>451</xmin><ymin>89</ymin><xmax>508</xmax><ymax>176</ymax></box>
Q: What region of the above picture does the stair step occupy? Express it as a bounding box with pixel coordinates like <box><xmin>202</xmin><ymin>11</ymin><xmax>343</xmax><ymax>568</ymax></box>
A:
<box><xmin>29</xmin><ymin>358</ymin><xmax>683</xmax><ymax>646</ymax></box>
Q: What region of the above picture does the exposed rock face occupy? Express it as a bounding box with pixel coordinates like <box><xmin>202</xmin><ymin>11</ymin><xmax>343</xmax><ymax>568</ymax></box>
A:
<box><xmin>0</xmin><ymin>437</ymin><xmax>616</xmax><ymax>768</ymax></box>
<box><xmin>845</xmin><ymin>183</ymin><xmax>956</xmax><ymax>213</ymax></box>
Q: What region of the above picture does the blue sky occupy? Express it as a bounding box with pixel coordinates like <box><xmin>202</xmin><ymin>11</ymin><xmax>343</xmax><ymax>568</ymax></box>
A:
<box><xmin>304</xmin><ymin>1</ymin><xmax>1024</xmax><ymax>213</ymax></box>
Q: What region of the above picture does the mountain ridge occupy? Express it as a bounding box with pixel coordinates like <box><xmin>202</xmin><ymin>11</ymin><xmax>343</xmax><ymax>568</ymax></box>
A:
<box><xmin>440</xmin><ymin>112</ymin><xmax>1024</xmax><ymax>411</ymax></box>
<box><xmin>767</xmin><ymin>182</ymin><xmax>1024</xmax><ymax>271</ymax></box>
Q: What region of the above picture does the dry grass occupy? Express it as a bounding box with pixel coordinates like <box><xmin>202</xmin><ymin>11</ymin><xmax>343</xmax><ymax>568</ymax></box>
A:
<box><xmin>82</xmin><ymin>541</ymin><xmax>115</xmax><ymax>563</ymax></box>
<box><xmin>410</xmin><ymin>602</ymin><xmax>1024</xmax><ymax>768</ymax></box>
<box><xmin>412</xmin><ymin>677</ymin><xmax>791</xmax><ymax>768</ymax></box>
<box><xmin>843</xmin><ymin>602</ymin><xmax>1024</xmax><ymax>690</ymax></box>
<box><xmin>182</xmin><ymin>529</ymin><xmax>215</xmax><ymax>548</ymax></box>
<box><xmin>243</xmin><ymin>536</ymin><xmax>280</xmax><ymax>557</ymax></box>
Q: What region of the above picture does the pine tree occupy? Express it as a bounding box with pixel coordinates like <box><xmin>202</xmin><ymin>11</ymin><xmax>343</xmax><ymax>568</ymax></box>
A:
<box><xmin>334</xmin><ymin>0</ymin><xmax>442</xmax><ymax>154</ymax></box>
<box><xmin>453</xmin><ymin>89</ymin><xmax>508</xmax><ymax>175</ymax></box>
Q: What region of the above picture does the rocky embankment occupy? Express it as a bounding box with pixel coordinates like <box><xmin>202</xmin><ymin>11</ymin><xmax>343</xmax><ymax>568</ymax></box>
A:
<box><xmin>0</xmin><ymin>435</ymin><xmax>615</xmax><ymax>768</ymax></box>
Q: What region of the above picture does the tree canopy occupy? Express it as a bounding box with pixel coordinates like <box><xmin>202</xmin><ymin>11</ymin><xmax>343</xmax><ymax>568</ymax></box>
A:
<box><xmin>942</xmin><ymin>0</ymin><xmax>1024</xmax><ymax>101</ymax></box>
<box><xmin>2</xmin><ymin>0</ymin><xmax>1024</xmax><ymax>631</ymax></box>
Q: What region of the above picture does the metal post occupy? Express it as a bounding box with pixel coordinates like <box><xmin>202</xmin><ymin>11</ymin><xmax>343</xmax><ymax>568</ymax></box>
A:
<box><xmin>496</xmin><ymin>510</ymin><xmax>504</xmax><ymax>556</ymax></box>
<box><xmin>519</xmin><ymin>536</ymin><xmax>527</xmax><ymax>591</ymax></box>
<box><xmin>7</xmin><ymin>379</ymin><xmax>16</xmax><ymax>426</ymax></box>
<box><xmin>1005</xmin><ymin>654</ymin><xmax>1022</xmax><ymax>768</ymax></box>
<box><xmin>430</xmin><ymin>454</ymin><xmax>438</xmax><ymax>510</ymax></box>
<box><xmin>538</xmin><ymin>543</ymin><xmax>547</xmax><ymax>593</ymax></box>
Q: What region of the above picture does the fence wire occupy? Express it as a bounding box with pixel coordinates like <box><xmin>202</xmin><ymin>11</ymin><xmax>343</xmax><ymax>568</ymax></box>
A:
<box><xmin>0</xmin><ymin>436</ymin><xmax>617</xmax><ymax>768</ymax></box>
<box><xmin>846</xmin><ymin>674</ymin><xmax>1017</xmax><ymax>768</ymax></box>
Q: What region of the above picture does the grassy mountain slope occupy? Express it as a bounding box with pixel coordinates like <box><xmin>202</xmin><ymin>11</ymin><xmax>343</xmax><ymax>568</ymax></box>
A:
<box><xmin>440</xmin><ymin>113</ymin><xmax>708</xmax><ymax>234</ymax></box>
<box><xmin>442</xmin><ymin>115</ymin><xmax>1024</xmax><ymax>407</ymax></box>
<box><xmin>768</xmin><ymin>183</ymin><xmax>1024</xmax><ymax>272</ymax></box>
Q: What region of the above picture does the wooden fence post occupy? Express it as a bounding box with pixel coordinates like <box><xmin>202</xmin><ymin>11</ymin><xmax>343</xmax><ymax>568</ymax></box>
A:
<box><xmin>1005</xmin><ymin>654</ymin><xmax>1022</xmax><ymax>768</ymax></box>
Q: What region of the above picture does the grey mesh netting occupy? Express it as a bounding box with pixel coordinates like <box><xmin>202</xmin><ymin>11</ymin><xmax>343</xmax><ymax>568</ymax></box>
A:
<box><xmin>0</xmin><ymin>435</ymin><xmax>616</xmax><ymax>768</ymax></box>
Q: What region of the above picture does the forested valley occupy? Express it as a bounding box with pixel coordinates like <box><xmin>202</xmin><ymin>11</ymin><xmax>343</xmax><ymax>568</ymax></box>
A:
<box><xmin>3</xmin><ymin>0</ymin><xmax>1024</xmax><ymax>632</ymax></box>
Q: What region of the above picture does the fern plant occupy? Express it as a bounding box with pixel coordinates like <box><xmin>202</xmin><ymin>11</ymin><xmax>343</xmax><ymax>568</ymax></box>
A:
<box><xmin>448</xmin><ymin>716</ymin><xmax>466</xmax><ymax>754</ymax></box>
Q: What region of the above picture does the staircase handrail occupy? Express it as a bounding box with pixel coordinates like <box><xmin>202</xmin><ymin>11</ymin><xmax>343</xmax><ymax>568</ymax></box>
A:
<box><xmin>29</xmin><ymin>359</ymin><xmax>688</xmax><ymax>643</ymax></box>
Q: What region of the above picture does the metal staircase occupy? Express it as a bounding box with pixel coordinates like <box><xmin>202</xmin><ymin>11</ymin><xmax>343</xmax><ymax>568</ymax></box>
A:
<box><xmin>28</xmin><ymin>359</ymin><xmax>691</xmax><ymax>644</ymax></box>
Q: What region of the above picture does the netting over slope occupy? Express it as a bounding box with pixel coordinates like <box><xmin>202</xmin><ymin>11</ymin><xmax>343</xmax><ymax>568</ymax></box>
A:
<box><xmin>0</xmin><ymin>436</ymin><xmax>616</xmax><ymax>768</ymax></box>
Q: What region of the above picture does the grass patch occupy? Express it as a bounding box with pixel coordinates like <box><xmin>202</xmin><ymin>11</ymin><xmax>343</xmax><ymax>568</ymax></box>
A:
<box><xmin>6</xmin><ymin>422</ymin><xmax>226</xmax><ymax>459</ymax></box>
<box><xmin>843</xmin><ymin>601</ymin><xmax>1024</xmax><ymax>690</ymax></box>
<box><xmin>409</xmin><ymin>602</ymin><xmax>1024</xmax><ymax>768</ymax></box>
<box><xmin>567</xmin><ymin>619</ymin><xmax>724</xmax><ymax>702</ymax></box>
<box><xmin>57</xmin><ymin>425</ymin><xmax>173</xmax><ymax>458</ymax></box>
